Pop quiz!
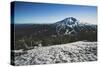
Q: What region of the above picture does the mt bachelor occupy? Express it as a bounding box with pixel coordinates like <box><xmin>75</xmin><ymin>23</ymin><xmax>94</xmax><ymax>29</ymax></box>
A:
<box><xmin>55</xmin><ymin>17</ymin><xmax>97</xmax><ymax>36</ymax></box>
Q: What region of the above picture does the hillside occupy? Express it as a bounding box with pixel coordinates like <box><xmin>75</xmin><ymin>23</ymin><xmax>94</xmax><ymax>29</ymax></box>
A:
<box><xmin>13</xmin><ymin>41</ymin><xmax>97</xmax><ymax>66</ymax></box>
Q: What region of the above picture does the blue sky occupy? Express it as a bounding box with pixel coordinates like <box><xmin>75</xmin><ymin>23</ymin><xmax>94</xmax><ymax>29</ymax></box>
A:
<box><xmin>13</xmin><ymin>2</ymin><xmax>97</xmax><ymax>24</ymax></box>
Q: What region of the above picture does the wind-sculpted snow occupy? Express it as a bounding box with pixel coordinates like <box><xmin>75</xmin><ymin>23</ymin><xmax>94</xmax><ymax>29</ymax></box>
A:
<box><xmin>14</xmin><ymin>41</ymin><xmax>97</xmax><ymax>66</ymax></box>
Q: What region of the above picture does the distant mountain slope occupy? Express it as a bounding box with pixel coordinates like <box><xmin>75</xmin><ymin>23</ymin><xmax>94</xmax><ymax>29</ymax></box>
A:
<box><xmin>55</xmin><ymin>17</ymin><xmax>97</xmax><ymax>35</ymax></box>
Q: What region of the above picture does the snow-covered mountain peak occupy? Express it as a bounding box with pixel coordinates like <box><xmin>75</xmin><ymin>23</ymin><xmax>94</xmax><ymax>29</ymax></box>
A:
<box><xmin>55</xmin><ymin>17</ymin><xmax>79</xmax><ymax>35</ymax></box>
<box><xmin>64</xmin><ymin>17</ymin><xmax>78</xmax><ymax>25</ymax></box>
<box><xmin>55</xmin><ymin>17</ymin><xmax>96</xmax><ymax>35</ymax></box>
<box><xmin>56</xmin><ymin>17</ymin><xmax>79</xmax><ymax>25</ymax></box>
<box><xmin>55</xmin><ymin>17</ymin><xmax>79</xmax><ymax>29</ymax></box>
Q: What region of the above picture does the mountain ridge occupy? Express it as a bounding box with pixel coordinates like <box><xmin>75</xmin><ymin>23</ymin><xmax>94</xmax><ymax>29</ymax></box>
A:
<box><xmin>54</xmin><ymin>17</ymin><xmax>97</xmax><ymax>35</ymax></box>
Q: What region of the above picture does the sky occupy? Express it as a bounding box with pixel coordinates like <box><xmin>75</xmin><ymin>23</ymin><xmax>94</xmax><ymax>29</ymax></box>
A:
<box><xmin>12</xmin><ymin>1</ymin><xmax>97</xmax><ymax>24</ymax></box>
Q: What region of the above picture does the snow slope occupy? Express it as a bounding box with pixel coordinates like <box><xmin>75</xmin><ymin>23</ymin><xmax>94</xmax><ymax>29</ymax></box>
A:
<box><xmin>14</xmin><ymin>41</ymin><xmax>97</xmax><ymax>66</ymax></box>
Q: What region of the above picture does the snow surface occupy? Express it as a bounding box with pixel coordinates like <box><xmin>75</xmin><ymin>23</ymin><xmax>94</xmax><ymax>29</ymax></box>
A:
<box><xmin>14</xmin><ymin>41</ymin><xmax>97</xmax><ymax>66</ymax></box>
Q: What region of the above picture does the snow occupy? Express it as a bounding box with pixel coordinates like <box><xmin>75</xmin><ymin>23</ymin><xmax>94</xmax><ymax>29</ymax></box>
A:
<box><xmin>14</xmin><ymin>41</ymin><xmax>97</xmax><ymax>66</ymax></box>
<box><xmin>12</xmin><ymin>49</ymin><xmax>23</xmax><ymax>53</ymax></box>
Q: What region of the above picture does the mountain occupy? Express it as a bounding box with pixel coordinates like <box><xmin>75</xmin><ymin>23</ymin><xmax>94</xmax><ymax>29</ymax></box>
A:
<box><xmin>55</xmin><ymin>17</ymin><xmax>97</xmax><ymax>36</ymax></box>
<box><xmin>14</xmin><ymin>17</ymin><xmax>97</xmax><ymax>50</ymax></box>
<box><xmin>55</xmin><ymin>17</ymin><xmax>79</xmax><ymax>35</ymax></box>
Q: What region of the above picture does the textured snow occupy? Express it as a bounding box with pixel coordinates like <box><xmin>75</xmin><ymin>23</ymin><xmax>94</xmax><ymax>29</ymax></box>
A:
<box><xmin>14</xmin><ymin>41</ymin><xmax>97</xmax><ymax>66</ymax></box>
